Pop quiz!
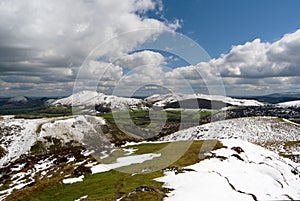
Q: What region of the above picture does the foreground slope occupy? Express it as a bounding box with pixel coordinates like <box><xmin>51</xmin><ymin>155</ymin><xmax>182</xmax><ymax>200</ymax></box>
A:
<box><xmin>157</xmin><ymin>139</ymin><xmax>300</xmax><ymax>201</ymax></box>
<box><xmin>1</xmin><ymin>136</ymin><xmax>299</xmax><ymax>200</ymax></box>
<box><xmin>1</xmin><ymin>112</ymin><xmax>300</xmax><ymax>200</ymax></box>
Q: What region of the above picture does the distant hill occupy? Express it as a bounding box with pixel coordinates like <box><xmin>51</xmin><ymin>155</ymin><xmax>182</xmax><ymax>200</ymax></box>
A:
<box><xmin>277</xmin><ymin>100</ymin><xmax>300</xmax><ymax>107</ymax></box>
<box><xmin>234</xmin><ymin>92</ymin><xmax>300</xmax><ymax>104</ymax></box>
<box><xmin>52</xmin><ymin>90</ymin><xmax>148</xmax><ymax>112</ymax></box>
<box><xmin>51</xmin><ymin>91</ymin><xmax>264</xmax><ymax>112</ymax></box>
<box><xmin>146</xmin><ymin>93</ymin><xmax>264</xmax><ymax>109</ymax></box>
<box><xmin>7</xmin><ymin>96</ymin><xmax>28</xmax><ymax>104</ymax></box>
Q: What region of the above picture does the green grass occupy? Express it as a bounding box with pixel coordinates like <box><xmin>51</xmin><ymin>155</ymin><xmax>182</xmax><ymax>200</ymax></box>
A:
<box><xmin>100</xmin><ymin>110</ymin><xmax>212</xmax><ymax>124</ymax></box>
<box><xmin>13</xmin><ymin>106</ymin><xmax>73</xmax><ymax>119</ymax></box>
<box><xmin>119</xmin><ymin>140</ymin><xmax>223</xmax><ymax>173</ymax></box>
<box><xmin>30</xmin><ymin>141</ymin><xmax>47</xmax><ymax>155</ymax></box>
<box><xmin>98</xmin><ymin>110</ymin><xmax>214</xmax><ymax>142</ymax></box>
<box><xmin>30</xmin><ymin>170</ymin><xmax>164</xmax><ymax>201</ymax></box>
<box><xmin>8</xmin><ymin>140</ymin><xmax>223</xmax><ymax>201</ymax></box>
<box><xmin>99</xmin><ymin>110</ymin><xmax>212</xmax><ymax>138</ymax></box>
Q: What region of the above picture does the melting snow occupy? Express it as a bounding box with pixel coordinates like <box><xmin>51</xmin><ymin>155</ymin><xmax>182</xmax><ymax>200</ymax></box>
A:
<box><xmin>74</xmin><ymin>195</ymin><xmax>88</xmax><ymax>201</ymax></box>
<box><xmin>0</xmin><ymin>115</ymin><xmax>106</xmax><ymax>168</ymax></box>
<box><xmin>123</xmin><ymin>148</ymin><xmax>138</xmax><ymax>155</ymax></box>
<box><xmin>156</xmin><ymin>139</ymin><xmax>300</xmax><ymax>201</ymax></box>
<box><xmin>62</xmin><ymin>175</ymin><xmax>84</xmax><ymax>184</ymax></box>
<box><xmin>91</xmin><ymin>153</ymin><xmax>161</xmax><ymax>174</ymax></box>
<box><xmin>0</xmin><ymin>118</ymin><xmax>48</xmax><ymax>167</ymax></box>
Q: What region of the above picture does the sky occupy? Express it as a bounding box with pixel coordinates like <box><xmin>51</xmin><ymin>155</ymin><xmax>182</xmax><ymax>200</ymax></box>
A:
<box><xmin>162</xmin><ymin>0</ymin><xmax>300</xmax><ymax>58</ymax></box>
<box><xmin>0</xmin><ymin>0</ymin><xmax>300</xmax><ymax>97</ymax></box>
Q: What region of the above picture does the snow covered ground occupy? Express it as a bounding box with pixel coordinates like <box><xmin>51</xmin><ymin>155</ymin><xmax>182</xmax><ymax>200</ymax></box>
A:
<box><xmin>0</xmin><ymin>117</ymin><xmax>49</xmax><ymax>167</ymax></box>
<box><xmin>0</xmin><ymin>115</ymin><xmax>106</xmax><ymax>168</ymax></box>
<box><xmin>52</xmin><ymin>91</ymin><xmax>264</xmax><ymax>111</ymax></box>
<box><xmin>52</xmin><ymin>90</ymin><xmax>147</xmax><ymax>110</ymax></box>
<box><xmin>278</xmin><ymin>100</ymin><xmax>300</xmax><ymax>108</ymax></box>
<box><xmin>160</xmin><ymin>116</ymin><xmax>300</xmax><ymax>153</ymax></box>
<box><xmin>39</xmin><ymin>115</ymin><xmax>106</xmax><ymax>143</ymax></box>
<box><xmin>156</xmin><ymin>139</ymin><xmax>300</xmax><ymax>201</ymax></box>
<box><xmin>1</xmin><ymin>107</ymin><xmax>299</xmax><ymax>200</ymax></box>
<box><xmin>62</xmin><ymin>175</ymin><xmax>84</xmax><ymax>184</ymax></box>
<box><xmin>146</xmin><ymin>93</ymin><xmax>264</xmax><ymax>108</ymax></box>
<box><xmin>91</xmin><ymin>153</ymin><xmax>161</xmax><ymax>174</ymax></box>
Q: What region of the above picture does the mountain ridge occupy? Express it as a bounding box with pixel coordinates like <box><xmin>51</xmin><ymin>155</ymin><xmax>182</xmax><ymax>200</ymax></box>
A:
<box><xmin>52</xmin><ymin>91</ymin><xmax>264</xmax><ymax>111</ymax></box>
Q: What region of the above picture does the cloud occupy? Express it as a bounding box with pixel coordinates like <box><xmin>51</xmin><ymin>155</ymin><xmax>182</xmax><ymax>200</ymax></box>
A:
<box><xmin>211</xmin><ymin>29</ymin><xmax>300</xmax><ymax>95</ymax></box>
<box><xmin>268</xmin><ymin>29</ymin><xmax>300</xmax><ymax>65</ymax></box>
<box><xmin>1</xmin><ymin>0</ymin><xmax>300</xmax><ymax>97</ymax></box>
<box><xmin>217</xmin><ymin>29</ymin><xmax>300</xmax><ymax>78</ymax></box>
<box><xmin>162</xmin><ymin>29</ymin><xmax>300</xmax><ymax>96</ymax></box>
<box><xmin>115</xmin><ymin>50</ymin><xmax>165</xmax><ymax>69</ymax></box>
<box><xmin>0</xmin><ymin>0</ymin><xmax>179</xmax><ymax>96</ymax></box>
<box><xmin>88</xmin><ymin>27</ymin><xmax>300</xmax><ymax>96</ymax></box>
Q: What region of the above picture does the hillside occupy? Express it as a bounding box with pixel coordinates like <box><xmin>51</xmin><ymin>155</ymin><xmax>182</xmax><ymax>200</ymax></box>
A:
<box><xmin>52</xmin><ymin>91</ymin><xmax>148</xmax><ymax>111</ymax></box>
<box><xmin>0</xmin><ymin>115</ymin><xmax>111</xmax><ymax>168</ymax></box>
<box><xmin>156</xmin><ymin>139</ymin><xmax>300</xmax><ymax>201</ymax></box>
<box><xmin>160</xmin><ymin>117</ymin><xmax>300</xmax><ymax>158</ymax></box>
<box><xmin>7</xmin><ymin>96</ymin><xmax>28</xmax><ymax>104</ymax></box>
<box><xmin>1</xmin><ymin>139</ymin><xmax>299</xmax><ymax>201</ymax></box>
<box><xmin>146</xmin><ymin>93</ymin><xmax>264</xmax><ymax>109</ymax></box>
<box><xmin>52</xmin><ymin>91</ymin><xmax>264</xmax><ymax>112</ymax></box>
<box><xmin>278</xmin><ymin>100</ymin><xmax>300</xmax><ymax>108</ymax></box>
<box><xmin>1</xmin><ymin>105</ymin><xmax>300</xmax><ymax>200</ymax></box>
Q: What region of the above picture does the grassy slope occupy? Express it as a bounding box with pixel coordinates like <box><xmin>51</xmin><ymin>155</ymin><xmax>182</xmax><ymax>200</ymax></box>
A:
<box><xmin>6</xmin><ymin>140</ymin><xmax>224</xmax><ymax>201</ymax></box>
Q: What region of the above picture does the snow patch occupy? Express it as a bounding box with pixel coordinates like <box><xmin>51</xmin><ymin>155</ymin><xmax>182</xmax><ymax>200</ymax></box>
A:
<box><xmin>74</xmin><ymin>195</ymin><xmax>88</xmax><ymax>201</ymax></box>
<box><xmin>62</xmin><ymin>175</ymin><xmax>84</xmax><ymax>184</ymax></box>
<box><xmin>91</xmin><ymin>153</ymin><xmax>161</xmax><ymax>174</ymax></box>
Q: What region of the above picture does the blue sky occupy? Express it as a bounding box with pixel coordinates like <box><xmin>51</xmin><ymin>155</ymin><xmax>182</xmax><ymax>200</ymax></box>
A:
<box><xmin>162</xmin><ymin>0</ymin><xmax>300</xmax><ymax>58</ymax></box>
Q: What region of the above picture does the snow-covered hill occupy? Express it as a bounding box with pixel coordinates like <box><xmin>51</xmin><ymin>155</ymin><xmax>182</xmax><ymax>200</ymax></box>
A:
<box><xmin>44</xmin><ymin>98</ymin><xmax>56</xmax><ymax>106</ymax></box>
<box><xmin>7</xmin><ymin>96</ymin><xmax>28</xmax><ymax>104</ymax></box>
<box><xmin>157</xmin><ymin>139</ymin><xmax>300</xmax><ymax>201</ymax></box>
<box><xmin>52</xmin><ymin>91</ymin><xmax>264</xmax><ymax>111</ymax></box>
<box><xmin>0</xmin><ymin>118</ymin><xmax>45</xmax><ymax>167</ymax></box>
<box><xmin>278</xmin><ymin>100</ymin><xmax>300</xmax><ymax>108</ymax></box>
<box><xmin>52</xmin><ymin>91</ymin><xmax>147</xmax><ymax>111</ymax></box>
<box><xmin>160</xmin><ymin>117</ymin><xmax>300</xmax><ymax>153</ymax></box>
<box><xmin>0</xmin><ymin>115</ymin><xmax>106</xmax><ymax>168</ymax></box>
<box><xmin>146</xmin><ymin>93</ymin><xmax>264</xmax><ymax>108</ymax></box>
